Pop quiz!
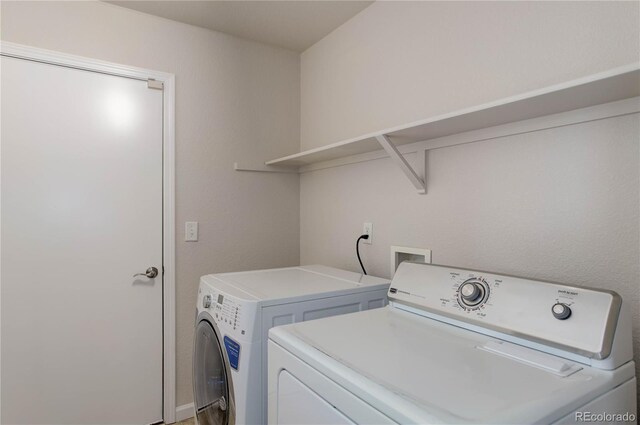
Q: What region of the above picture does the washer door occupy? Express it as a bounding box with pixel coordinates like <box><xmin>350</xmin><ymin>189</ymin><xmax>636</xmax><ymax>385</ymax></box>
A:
<box><xmin>193</xmin><ymin>318</ymin><xmax>234</xmax><ymax>425</ymax></box>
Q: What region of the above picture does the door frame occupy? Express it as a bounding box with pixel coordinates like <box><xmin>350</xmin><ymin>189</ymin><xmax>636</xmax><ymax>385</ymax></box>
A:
<box><xmin>0</xmin><ymin>41</ymin><xmax>178</xmax><ymax>423</ymax></box>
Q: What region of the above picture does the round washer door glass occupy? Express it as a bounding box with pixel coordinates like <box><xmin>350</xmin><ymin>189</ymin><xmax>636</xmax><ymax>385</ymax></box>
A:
<box><xmin>194</xmin><ymin>320</ymin><xmax>231</xmax><ymax>425</ymax></box>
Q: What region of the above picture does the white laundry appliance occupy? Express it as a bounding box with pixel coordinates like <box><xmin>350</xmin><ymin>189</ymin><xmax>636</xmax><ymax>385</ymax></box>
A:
<box><xmin>268</xmin><ymin>262</ymin><xmax>637</xmax><ymax>424</ymax></box>
<box><xmin>193</xmin><ymin>265</ymin><xmax>390</xmax><ymax>425</ymax></box>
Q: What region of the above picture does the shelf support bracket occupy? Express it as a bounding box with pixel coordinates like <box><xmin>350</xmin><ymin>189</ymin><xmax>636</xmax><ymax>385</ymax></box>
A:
<box><xmin>375</xmin><ymin>134</ymin><xmax>426</xmax><ymax>194</ymax></box>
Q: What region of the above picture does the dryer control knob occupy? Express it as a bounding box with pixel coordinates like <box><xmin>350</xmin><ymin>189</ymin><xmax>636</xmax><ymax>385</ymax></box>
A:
<box><xmin>203</xmin><ymin>295</ymin><xmax>212</xmax><ymax>309</ymax></box>
<box><xmin>552</xmin><ymin>303</ymin><xmax>571</xmax><ymax>320</ymax></box>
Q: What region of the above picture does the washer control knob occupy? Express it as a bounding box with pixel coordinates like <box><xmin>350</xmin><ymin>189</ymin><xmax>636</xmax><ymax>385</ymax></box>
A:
<box><xmin>460</xmin><ymin>282</ymin><xmax>480</xmax><ymax>300</ymax></box>
<box><xmin>460</xmin><ymin>281</ymin><xmax>483</xmax><ymax>305</ymax></box>
<box><xmin>552</xmin><ymin>303</ymin><xmax>571</xmax><ymax>320</ymax></box>
<box><xmin>203</xmin><ymin>295</ymin><xmax>212</xmax><ymax>309</ymax></box>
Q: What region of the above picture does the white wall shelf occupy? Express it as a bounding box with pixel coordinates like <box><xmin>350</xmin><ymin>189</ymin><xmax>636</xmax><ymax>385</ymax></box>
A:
<box><xmin>236</xmin><ymin>64</ymin><xmax>640</xmax><ymax>193</ymax></box>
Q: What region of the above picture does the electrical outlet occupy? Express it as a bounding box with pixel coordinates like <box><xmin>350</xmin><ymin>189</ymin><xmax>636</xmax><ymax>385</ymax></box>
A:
<box><xmin>362</xmin><ymin>222</ymin><xmax>373</xmax><ymax>244</ymax></box>
<box><xmin>185</xmin><ymin>221</ymin><xmax>198</xmax><ymax>242</ymax></box>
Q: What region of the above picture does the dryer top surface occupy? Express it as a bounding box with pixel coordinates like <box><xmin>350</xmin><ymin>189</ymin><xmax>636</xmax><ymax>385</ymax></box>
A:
<box><xmin>201</xmin><ymin>265</ymin><xmax>389</xmax><ymax>303</ymax></box>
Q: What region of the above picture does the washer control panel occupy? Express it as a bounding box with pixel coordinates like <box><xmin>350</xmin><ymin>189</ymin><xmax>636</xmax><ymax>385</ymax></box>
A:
<box><xmin>388</xmin><ymin>262</ymin><xmax>621</xmax><ymax>359</ymax></box>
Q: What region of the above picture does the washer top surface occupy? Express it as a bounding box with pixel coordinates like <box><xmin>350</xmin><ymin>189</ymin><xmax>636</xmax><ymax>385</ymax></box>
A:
<box><xmin>201</xmin><ymin>265</ymin><xmax>389</xmax><ymax>302</ymax></box>
<box><xmin>269</xmin><ymin>307</ymin><xmax>635</xmax><ymax>424</ymax></box>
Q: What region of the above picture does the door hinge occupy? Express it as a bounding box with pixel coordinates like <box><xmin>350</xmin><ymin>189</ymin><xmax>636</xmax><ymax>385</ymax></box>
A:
<box><xmin>147</xmin><ymin>79</ymin><xmax>164</xmax><ymax>90</ymax></box>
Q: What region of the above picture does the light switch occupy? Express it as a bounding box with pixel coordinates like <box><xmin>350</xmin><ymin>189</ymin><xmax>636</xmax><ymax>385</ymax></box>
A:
<box><xmin>185</xmin><ymin>221</ymin><xmax>198</xmax><ymax>242</ymax></box>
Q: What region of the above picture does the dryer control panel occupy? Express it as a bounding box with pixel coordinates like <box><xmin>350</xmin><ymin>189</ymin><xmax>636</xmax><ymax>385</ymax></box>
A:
<box><xmin>207</xmin><ymin>293</ymin><xmax>242</xmax><ymax>329</ymax></box>
<box><xmin>197</xmin><ymin>282</ymin><xmax>258</xmax><ymax>343</ymax></box>
<box><xmin>388</xmin><ymin>262</ymin><xmax>621</xmax><ymax>360</ymax></box>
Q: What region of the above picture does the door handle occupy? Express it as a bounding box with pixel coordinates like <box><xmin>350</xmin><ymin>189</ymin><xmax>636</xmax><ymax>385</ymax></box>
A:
<box><xmin>133</xmin><ymin>267</ymin><xmax>159</xmax><ymax>279</ymax></box>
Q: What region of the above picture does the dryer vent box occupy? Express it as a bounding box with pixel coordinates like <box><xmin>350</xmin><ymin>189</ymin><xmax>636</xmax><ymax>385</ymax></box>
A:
<box><xmin>390</xmin><ymin>246</ymin><xmax>432</xmax><ymax>278</ymax></box>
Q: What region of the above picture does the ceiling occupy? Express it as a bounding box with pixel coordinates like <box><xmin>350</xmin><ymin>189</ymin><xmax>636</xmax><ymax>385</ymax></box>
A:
<box><xmin>106</xmin><ymin>1</ymin><xmax>373</xmax><ymax>52</ymax></box>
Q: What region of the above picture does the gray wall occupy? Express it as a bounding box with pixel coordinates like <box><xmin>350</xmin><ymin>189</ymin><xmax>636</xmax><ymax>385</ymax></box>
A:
<box><xmin>1</xmin><ymin>0</ymin><xmax>300</xmax><ymax>407</ymax></box>
<box><xmin>300</xmin><ymin>0</ymin><xmax>640</xmax><ymax>401</ymax></box>
<box><xmin>301</xmin><ymin>1</ymin><xmax>639</xmax><ymax>150</ymax></box>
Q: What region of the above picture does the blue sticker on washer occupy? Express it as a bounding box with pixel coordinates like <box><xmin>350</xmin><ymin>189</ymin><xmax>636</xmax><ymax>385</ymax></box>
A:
<box><xmin>223</xmin><ymin>336</ymin><xmax>240</xmax><ymax>370</ymax></box>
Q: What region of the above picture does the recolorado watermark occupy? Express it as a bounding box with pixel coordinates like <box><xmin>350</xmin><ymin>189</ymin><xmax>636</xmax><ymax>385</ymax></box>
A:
<box><xmin>575</xmin><ymin>411</ymin><xmax>636</xmax><ymax>422</ymax></box>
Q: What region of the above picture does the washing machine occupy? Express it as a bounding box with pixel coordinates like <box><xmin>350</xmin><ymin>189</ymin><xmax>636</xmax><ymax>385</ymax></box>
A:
<box><xmin>268</xmin><ymin>262</ymin><xmax>637</xmax><ymax>424</ymax></box>
<box><xmin>193</xmin><ymin>265</ymin><xmax>390</xmax><ymax>425</ymax></box>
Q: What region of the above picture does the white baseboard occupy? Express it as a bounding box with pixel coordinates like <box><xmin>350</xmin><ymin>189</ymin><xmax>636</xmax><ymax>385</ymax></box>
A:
<box><xmin>175</xmin><ymin>403</ymin><xmax>194</xmax><ymax>422</ymax></box>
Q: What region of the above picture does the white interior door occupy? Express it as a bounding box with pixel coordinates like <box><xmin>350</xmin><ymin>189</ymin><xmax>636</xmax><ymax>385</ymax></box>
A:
<box><xmin>1</xmin><ymin>55</ymin><xmax>164</xmax><ymax>424</ymax></box>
